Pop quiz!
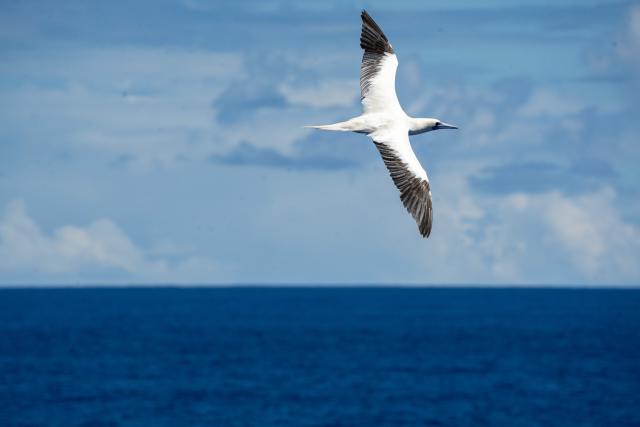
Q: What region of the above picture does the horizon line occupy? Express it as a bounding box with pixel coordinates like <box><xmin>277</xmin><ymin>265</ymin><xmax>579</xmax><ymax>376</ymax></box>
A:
<box><xmin>0</xmin><ymin>283</ymin><xmax>639</xmax><ymax>290</ymax></box>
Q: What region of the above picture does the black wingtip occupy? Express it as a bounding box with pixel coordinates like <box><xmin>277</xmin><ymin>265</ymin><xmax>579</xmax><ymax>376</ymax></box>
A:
<box><xmin>419</xmin><ymin>207</ymin><xmax>432</xmax><ymax>238</ymax></box>
<box><xmin>360</xmin><ymin>10</ymin><xmax>385</xmax><ymax>39</ymax></box>
<box><xmin>359</xmin><ymin>10</ymin><xmax>394</xmax><ymax>54</ymax></box>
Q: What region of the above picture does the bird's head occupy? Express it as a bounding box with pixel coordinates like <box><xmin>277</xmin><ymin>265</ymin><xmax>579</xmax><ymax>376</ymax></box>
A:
<box><xmin>431</xmin><ymin>119</ymin><xmax>458</xmax><ymax>131</ymax></box>
<box><xmin>410</xmin><ymin>118</ymin><xmax>458</xmax><ymax>135</ymax></box>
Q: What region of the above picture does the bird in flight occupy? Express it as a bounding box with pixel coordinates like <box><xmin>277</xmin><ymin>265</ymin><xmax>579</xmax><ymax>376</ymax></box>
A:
<box><xmin>307</xmin><ymin>10</ymin><xmax>457</xmax><ymax>238</ymax></box>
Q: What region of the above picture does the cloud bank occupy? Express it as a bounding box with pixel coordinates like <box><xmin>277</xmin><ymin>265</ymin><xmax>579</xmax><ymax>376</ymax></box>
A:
<box><xmin>0</xmin><ymin>200</ymin><xmax>220</xmax><ymax>285</ymax></box>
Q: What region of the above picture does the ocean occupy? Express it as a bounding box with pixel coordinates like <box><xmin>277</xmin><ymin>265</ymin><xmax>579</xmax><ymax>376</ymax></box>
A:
<box><xmin>0</xmin><ymin>287</ymin><xmax>638</xmax><ymax>426</ymax></box>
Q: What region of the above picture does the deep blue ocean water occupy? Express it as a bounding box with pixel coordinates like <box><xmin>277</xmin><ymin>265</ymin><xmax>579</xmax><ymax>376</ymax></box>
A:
<box><xmin>0</xmin><ymin>287</ymin><xmax>639</xmax><ymax>427</ymax></box>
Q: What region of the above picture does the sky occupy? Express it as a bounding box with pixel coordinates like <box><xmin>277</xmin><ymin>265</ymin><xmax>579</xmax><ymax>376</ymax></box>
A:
<box><xmin>1</xmin><ymin>0</ymin><xmax>639</xmax><ymax>286</ymax></box>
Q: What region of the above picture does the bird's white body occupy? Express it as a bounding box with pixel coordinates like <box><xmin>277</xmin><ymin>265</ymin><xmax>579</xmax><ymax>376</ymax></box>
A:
<box><xmin>308</xmin><ymin>54</ymin><xmax>434</xmax><ymax>181</ymax></box>
<box><xmin>306</xmin><ymin>11</ymin><xmax>457</xmax><ymax>237</ymax></box>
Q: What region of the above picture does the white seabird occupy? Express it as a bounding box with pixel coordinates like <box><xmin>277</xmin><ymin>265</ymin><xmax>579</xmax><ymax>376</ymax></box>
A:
<box><xmin>307</xmin><ymin>10</ymin><xmax>458</xmax><ymax>238</ymax></box>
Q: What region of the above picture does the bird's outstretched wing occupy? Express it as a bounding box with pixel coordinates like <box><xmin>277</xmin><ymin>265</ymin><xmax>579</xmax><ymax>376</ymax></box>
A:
<box><xmin>361</xmin><ymin>11</ymin><xmax>433</xmax><ymax>237</ymax></box>
<box><xmin>373</xmin><ymin>131</ymin><xmax>433</xmax><ymax>237</ymax></box>
<box><xmin>360</xmin><ymin>10</ymin><xmax>402</xmax><ymax>114</ymax></box>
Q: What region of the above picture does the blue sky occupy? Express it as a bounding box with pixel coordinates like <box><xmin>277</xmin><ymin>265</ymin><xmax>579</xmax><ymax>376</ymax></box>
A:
<box><xmin>1</xmin><ymin>0</ymin><xmax>639</xmax><ymax>285</ymax></box>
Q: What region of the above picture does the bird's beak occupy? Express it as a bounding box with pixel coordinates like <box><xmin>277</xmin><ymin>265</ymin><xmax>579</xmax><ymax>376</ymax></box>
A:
<box><xmin>436</xmin><ymin>122</ymin><xmax>458</xmax><ymax>130</ymax></box>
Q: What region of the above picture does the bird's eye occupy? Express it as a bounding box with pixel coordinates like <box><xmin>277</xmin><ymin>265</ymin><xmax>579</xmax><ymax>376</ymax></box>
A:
<box><xmin>435</xmin><ymin>122</ymin><xmax>441</xmax><ymax>127</ymax></box>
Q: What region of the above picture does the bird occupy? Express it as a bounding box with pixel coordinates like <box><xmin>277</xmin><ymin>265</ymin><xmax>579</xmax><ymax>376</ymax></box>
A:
<box><xmin>306</xmin><ymin>10</ymin><xmax>458</xmax><ymax>238</ymax></box>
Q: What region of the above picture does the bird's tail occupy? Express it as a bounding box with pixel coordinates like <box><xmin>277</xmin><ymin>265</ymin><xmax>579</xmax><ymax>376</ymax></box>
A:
<box><xmin>304</xmin><ymin>120</ymin><xmax>354</xmax><ymax>132</ymax></box>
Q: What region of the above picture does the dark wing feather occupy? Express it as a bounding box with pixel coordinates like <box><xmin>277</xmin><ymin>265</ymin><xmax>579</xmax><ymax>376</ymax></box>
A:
<box><xmin>373</xmin><ymin>141</ymin><xmax>433</xmax><ymax>238</ymax></box>
<box><xmin>359</xmin><ymin>10</ymin><xmax>396</xmax><ymax>103</ymax></box>
<box><xmin>360</xmin><ymin>10</ymin><xmax>394</xmax><ymax>54</ymax></box>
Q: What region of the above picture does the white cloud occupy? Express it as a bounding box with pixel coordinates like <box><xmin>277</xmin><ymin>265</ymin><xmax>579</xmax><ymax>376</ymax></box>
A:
<box><xmin>1</xmin><ymin>47</ymin><xmax>245</xmax><ymax>168</ymax></box>
<box><xmin>0</xmin><ymin>200</ymin><xmax>161</xmax><ymax>276</ymax></box>
<box><xmin>518</xmin><ymin>89</ymin><xmax>584</xmax><ymax>118</ymax></box>
<box><xmin>395</xmin><ymin>165</ymin><xmax>640</xmax><ymax>286</ymax></box>
<box><xmin>1</xmin><ymin>45</ymin><xmax>363</xmax><ymax>165</ymax></box>
<box><xmin>215</xmin><ymin>106</ymin><xmax>315</xmax><ymax>155</ymax></box>
<box><xmin>0</xmin><ymin>200</ymin><xmax>220</xmax><ymax>284</ymax></box>
<box><xmin>543</xmin><ymin>188</ymin><xmax>640</xmax><ymax>280</ymax></box>
<box><xmin>278</xmin><ymin>79</ymin><xmax>359</xmax><ymax>108</ymax></box>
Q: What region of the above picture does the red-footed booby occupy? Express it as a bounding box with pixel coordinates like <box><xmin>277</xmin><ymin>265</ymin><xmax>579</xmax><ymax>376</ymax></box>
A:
<box><xmin>307</xmin><ymin>10</ymin><xmax>458</xmax><ymax>238</ymax></box>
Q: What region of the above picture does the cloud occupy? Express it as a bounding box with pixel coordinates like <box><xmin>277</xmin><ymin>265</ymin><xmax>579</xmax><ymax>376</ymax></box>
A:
<box><xmin>408</xmin><ymin>168</ymin><xmax>640</xmax><ymax>285</ymax></box>
<box><xmin>0</xmin><ymin>200</ymin><xmax>162</xmax><ymax>276</ymax></box>
<box><xmin>210</xmin><ymin>141</ymin><xmax>357</xmax><ymax>171</ymax></box>
<box><xmin>517</xmin><ymin>89</ymin><xmax>586</xmax><ymax>118</ymax></box>
<box><xmin>215</xmin><ymin>81</ymin><xmax>289</xmax><ymax>124</ymax></box>
<box><xmin>1</xmin><ymin>47</ymin><xmax>244</xmax><ymax>168</ymax></box>
<box><xmin>278</xmin><ymin>79</ymin><xmax>359</xmax><ymax>109</ymax></box>
<box><xmin>209</xmin><ymin>51</ymin><xmax>360</xmax><ymax>157</ymax></box>
<box><xmin>538</xmin><ymin>188</ymin><xmax>640</xmax><ymax>280</ymax></box>
<box><xmin>210</xmin><ymin>120</ymin><xmax>381</xmax><ymax>171</ymax></box>
<box><xmin>470</xmin><ymin>159</ymin><xmax>616</xmax><ymax>196</ymax></box>
<box><xmin>0</xmin><ymin>200</ymin><xmax>219</xmax><ymax>284</ymax></box>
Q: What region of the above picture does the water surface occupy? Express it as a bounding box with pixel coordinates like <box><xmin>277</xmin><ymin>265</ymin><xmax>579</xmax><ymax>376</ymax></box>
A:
<box><xmin>1</xmin><ymin>287</ymin><xmax>638</xmax><ymax>426</ymax></box>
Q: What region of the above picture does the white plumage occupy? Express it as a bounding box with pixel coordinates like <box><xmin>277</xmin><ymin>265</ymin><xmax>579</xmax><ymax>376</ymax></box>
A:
<box><xmin>307</xmin><ymin>10</ymin><xmax>457</xmax><ymax>238</ymax></box>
